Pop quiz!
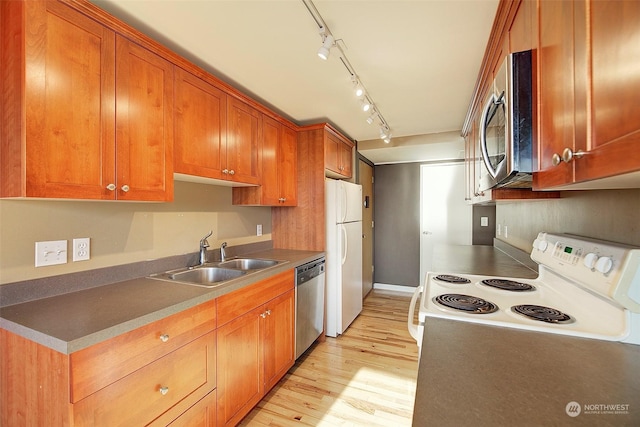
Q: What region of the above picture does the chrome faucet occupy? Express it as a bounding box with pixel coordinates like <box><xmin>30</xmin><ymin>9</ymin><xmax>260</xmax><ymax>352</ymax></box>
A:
<box><xmin>199</xmin><ymin>230</ymin><xmax>213</xmax><ymax>265</ymax></box>
<box><xmin>220</xmin><ymin>242</ymin><xmax>228</xmax><ymax>262</ymax></box>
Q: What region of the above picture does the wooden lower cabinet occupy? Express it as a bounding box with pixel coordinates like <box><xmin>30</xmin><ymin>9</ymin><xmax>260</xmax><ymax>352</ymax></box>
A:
<box><xmin>216</xmin><ymin>270</ymin><xmax>295</xmax><ymax>427</ymax></box>
<box><xmin>165</xmin><ymin>391</ymin><xmax>217</xmax><ymax>427</ymax></box>
<box><xmin>74</xmin><ymin>331</ymin><xmax>217</xmax><ymax>426</ymax></box>
<box><xmin>0</xmin><ymin>300</ymin><xmax>217</xmax><ymax>426</ymax></box>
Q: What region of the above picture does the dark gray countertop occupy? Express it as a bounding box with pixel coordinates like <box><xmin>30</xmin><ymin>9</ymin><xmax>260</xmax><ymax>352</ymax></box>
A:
<box><xmin>0</xmin><ymin>249</ymin><xmax>323</xmax><ymax>354</ymax></box>
<box><xmin>412</xmin><ymin>244</ymin><xmax>640</xmax><ymax>426</ymax></box>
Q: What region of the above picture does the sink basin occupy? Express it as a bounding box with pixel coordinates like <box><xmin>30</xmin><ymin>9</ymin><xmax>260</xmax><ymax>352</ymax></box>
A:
<box><xmin>217</xmin><ymin>258</ymin><xmax>280</xmax><ymax>270</ymax></box>
<box><xmin>159</xmin><ymin>267</ymin><xmax>246</xmax><ymax>287</ymax></box>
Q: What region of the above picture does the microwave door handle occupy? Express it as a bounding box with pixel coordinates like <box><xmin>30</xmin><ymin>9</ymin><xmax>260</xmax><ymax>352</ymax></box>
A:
<box><xmin>480</xmin><ymin>92</ymin><xmax>505</xmax><ymax>179</ymax></box>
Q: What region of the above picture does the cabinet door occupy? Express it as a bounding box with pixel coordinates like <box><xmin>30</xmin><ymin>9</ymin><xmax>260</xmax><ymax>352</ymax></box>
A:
<box><xmin>339</xmin><ymin>140</ymin><xmax>353</xmax><ymax>178</ymax></box>
<box><xmin>115</xmin><ymin>36</ymin><xmax>174</xmax><ymax>201</ymax></box>
<box><xmin>216</xmin><ymin>306</ymin><xmax>263</xmax><ymax>427</ymax></box>
<box><xmin>22</xmin><ymin>0</ymin><xmax>116</xmax><ymax>199</ymax></box>
<box><xmin>534</xmin><ymin>0</ymin><xmax>576</xmax><ymax>189</ymax></box>
<box><xmin>324</xmin><ymin>132</ymin><xmax>341</xmax><ymax>174</ymax></box>
<box><xmin>174</xmin><ymin>68</ymin><xmax>227</xmax><ymax>180</ymax></box>
<box><xmin>227</xmin><ymin>97</ymin><xmax>261</xmax><ymax>185</ymax></box>
<box><xmin>262</xmin><ymin>289</ymin><xmax>295</xmax><ymax>392</ymax></box>
<box><xmin>165</xmin><ymin>391</ymin><xmax>216</xmax><ymax>427</ymax></box>
<box><xmin>581</xmin><ymin>0</ymin><xmax>640</xmax><ymax>182</ymax></box>
<box><xmin>260</xmin><ymin>115</ymin><xmax>282</xmax><ymax>205</ymax></box>
<box><xmin>279</xmin><ymin>125</ymin><xmax>298</xmax><ymax>205</ymax></box>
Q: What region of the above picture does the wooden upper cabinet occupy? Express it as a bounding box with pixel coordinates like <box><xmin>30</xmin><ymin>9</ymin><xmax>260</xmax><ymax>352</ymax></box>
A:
<box><xmin>232</xmin><ymin>115</ymin><xmax>297</xmax><ymax>206</ymax></box>
<box><xmin>1</xmin><ymin>0</ymin><xmax>116</xmax><ymax>199</ymax></box>
<box><xmin>580</xmin><ymin>0</ymin><xmax>640</xmax><ymax>183</ymax></box>
<box><xmin>535</xmin><ymin>0</ymin><xmax>640</xmax><ymax>189</ymax></box>
<box><xmin>174</xmin><ymin>67</ymin><xmax>228</xmax><ymax>181</ymax></box>
<box><xmin>534</xmin><ymin>0</ymin><xmax>576</xmax><ymax>189</ymax></box>
<box><xmin>509</xmin><ymin>0</ymin><xmax>536</xmax><ymax>53</ymax></box>
<box><xmin>0</xmin><ymin>0</ymin><xmax>173</xmax><ymax>200</ymax></box>
<box><xmin>115</xmin><ymin>36</ymin><xmax>174</xmax><ymax>201</ymax></box>
<box><xmin>325</xmin><ymin>129</ymin><xmax>354</xmax><ymax>178</ymax></box>
<box><xmin>227</xmin><ymin>97</ymin><xmax>261</xmax><ymax>185</ymax></box>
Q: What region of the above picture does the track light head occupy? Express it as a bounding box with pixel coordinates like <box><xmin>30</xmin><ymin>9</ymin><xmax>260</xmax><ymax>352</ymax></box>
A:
<box><xmin>352</xmin><ymin>78</ymin><xmax>364</xmax><ymax>97</ymax></box>
<box><xmin>360</xmin><ymin>99</ymin><xmax>371</xmax><ymax>112</ymax></box>
<box><xmin>317</xmin><ymin>27</ymin><xmax>334</xmax><ymax>60</ymax></box>
<box><xmin>379</xmin><ymin>125</ymin><xmax>391</xmax><ymax>141</ymax></box>
<box><xmin>366</xmin><ymin>110</ymin><xmax>379</xmax><ymax>125</ymax></box>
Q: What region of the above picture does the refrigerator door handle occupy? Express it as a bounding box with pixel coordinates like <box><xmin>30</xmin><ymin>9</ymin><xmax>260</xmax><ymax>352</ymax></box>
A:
<box><xmin>341</xmin><ymin>225</ymin><xmax>348</xmax><ymax>265</ymax></box>
<box><xmin>340</xmin><ymin>184</ymin><xmax>347</xmax><ymax>222</ymax></box>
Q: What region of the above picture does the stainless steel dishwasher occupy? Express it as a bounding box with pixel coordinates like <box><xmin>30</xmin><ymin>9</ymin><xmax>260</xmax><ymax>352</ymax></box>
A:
<box><xmin>295</xmin><ymin>257</ymin><xmax>325</xmax><ymax>359</ymax></box>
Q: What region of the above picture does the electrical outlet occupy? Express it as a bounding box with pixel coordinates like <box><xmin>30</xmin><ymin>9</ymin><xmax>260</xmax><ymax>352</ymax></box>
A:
<box><xmin>73</xmin><ymin>238</ymin><xmax>90</xmax><ymax>261</ymax></box>
<box><xmin>256</xmin><ymin>224</ymin><xmax>263</xmax><ymax>236</ymax></box>
<box><xmin>35</xmin><ymin>240</ymin><xmax>67</xmax><ymax>267</ymax></box>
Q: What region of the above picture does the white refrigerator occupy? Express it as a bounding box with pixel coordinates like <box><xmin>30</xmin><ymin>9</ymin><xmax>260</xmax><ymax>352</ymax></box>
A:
<box><xmin>325</xmin><ymin>178</ymin><xmax>363</xmax><ymax>337</ymax></box>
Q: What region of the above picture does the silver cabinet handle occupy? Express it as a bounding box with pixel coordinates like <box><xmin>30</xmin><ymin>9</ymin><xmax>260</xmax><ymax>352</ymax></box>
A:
<box><xmin>260</xmin><ymin>312</ymin><xmax>266</xmax><ymax>319</ymax></box>
<box><xmin>222</xmin><ymin>169</ymin><xmax>229</xmax><ymax>174</ymax></box>
<box><xmin>229</xmin><ymin>169</ymin><xmax>235</xmax><ymax>175</ymax></box>
<box><xmin>159</xmin><ymin>334</ymin><xmax>169</xmax><ymax>343</ymax></box>
<box><xmin>265</xmin><ymin>309</ymin><xmax>271</xmax><ymax>316</ymax></box>
<box><xmin>551</xmin><ymin>153</ymin><xmax>562</xmax><ymax>166</ymax></box>
<box><xmin>562</xmin><ymin>148</ymin><xmax>586</xmax><ymax>163</ymax></box>
<box><xmin>106</xmin><ymin>183</ymin><xmax>116</xmax><ymax>191</ymax></box>
<box><xmin>121</xmin><ymin>185</ymin><xmax>130</xmax><ymax>192</ymax></box>
<box><xmin>159</xmin><ymin>386</ymin><xmax>169</xmax><ymax>396</ymax></box>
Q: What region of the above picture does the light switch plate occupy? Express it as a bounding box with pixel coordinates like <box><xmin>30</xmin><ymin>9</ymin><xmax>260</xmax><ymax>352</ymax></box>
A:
<box><xmin>257</xmin><ymin>224</ymin><xmax>263</xmax><ymax>236</ymax></box>
<box><xmin>35</xmin><ymin>240</ymin><xmax>68</xmax><ymax>267</ymax></box>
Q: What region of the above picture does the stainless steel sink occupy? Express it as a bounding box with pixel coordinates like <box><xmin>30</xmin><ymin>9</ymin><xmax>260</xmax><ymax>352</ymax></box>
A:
<box><xmin>147</xmin><ymin>257</ymin><xmax>286</xmax><ymax>288</ymax></box>
<box><xmin>169</xmin><ymin>267</ymin><xmax>246</xmax><ymax>283</ymax></box>
<box><xmin>217</xmin><ymin>258</ymin><xmax>280</xmax><ymax>270</ymax></box>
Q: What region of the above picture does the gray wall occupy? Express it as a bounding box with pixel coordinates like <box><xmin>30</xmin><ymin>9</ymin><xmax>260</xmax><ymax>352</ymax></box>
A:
<box><xmin>472</xmin><ymin>205</ymin><xmax>496</xmax><ymax>245</ymax></box>
<box><xmin>373</xmin><ymin>163</ymin><xmax>421</xmax><ymax>287</ymax></box>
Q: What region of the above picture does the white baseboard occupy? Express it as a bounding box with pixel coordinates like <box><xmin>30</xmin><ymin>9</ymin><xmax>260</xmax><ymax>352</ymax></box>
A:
<box><xmin>373</xmin><ymin>283</ymin><xmax>417</xmax><ymax>294</ymax></box>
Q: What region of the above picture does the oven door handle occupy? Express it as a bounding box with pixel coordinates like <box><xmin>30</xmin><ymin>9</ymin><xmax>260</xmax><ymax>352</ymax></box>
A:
<box><xmin>407</xmin><ymin>284</ymin><xmax>424</xmax><ymax>342</ymax></box>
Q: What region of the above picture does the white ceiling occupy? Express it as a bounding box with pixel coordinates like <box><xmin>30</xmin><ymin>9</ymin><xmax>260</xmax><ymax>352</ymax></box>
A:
<box><xmin>92</xmin><ymin>0</ymin><xmax>498</xmax><ymax>164</ymax></box>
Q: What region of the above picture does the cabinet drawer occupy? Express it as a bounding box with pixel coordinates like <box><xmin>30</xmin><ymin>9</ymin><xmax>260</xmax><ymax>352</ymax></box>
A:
<box><xmin>70</xmin><ymin>299</ymin><xmax>216</xmax><ymax>402</ymax></box>
<box><xmin>217</xmin><ymin>270</ymin><xmax>294</xmax><ymax>326</ymax></box>
<box><xmin>73</xmin><ymin>331</ymin><xmax>216</xmax><ymax>426</ymax></box>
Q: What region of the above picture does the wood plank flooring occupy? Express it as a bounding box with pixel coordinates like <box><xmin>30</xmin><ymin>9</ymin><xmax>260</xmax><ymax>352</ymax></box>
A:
<box><xmin>240</xmin><ymin>289</ymin><xmax>419</xmax><ymax>426</ymax></box>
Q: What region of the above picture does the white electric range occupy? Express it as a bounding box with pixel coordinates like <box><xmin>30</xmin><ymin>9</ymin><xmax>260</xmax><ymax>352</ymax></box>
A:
<box><xmin>409</xmin><ymin>232</ymin><xmax>640</xmax><ymax>355</ymax></box>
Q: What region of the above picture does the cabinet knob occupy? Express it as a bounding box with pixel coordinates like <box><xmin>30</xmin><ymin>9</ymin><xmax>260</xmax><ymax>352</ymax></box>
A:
<box><xmin>265</xmin><ymin>309</ymin><xmax>271</xmax><ymax>316</ymax></box>
<box><xmin>159</xmin><ymin>386</ymin><xmax>169</xmax><ymax>396</ymax></box>
<box><xmin>159</xmin><ymin>334</ymin><xmax>169</xmax><ymax>343</ymax></box>
<box><xmin>229</xmin><ymin>169</ymin><xmax>235</xmax><ymax>175</ymax></box>
<box><xmin>222</xmin><ymin>169</ymin><xmax>229</xmax><ymax>174</ymax></box>
<box><xmin>121</xmin><ymin>185</ymin><xmax>130</xmax><ymax>192</ymax></box>
<box><xmin>260</xmin><ymin>312</ymin><xmax>266</xmax><ymax>319</ymax></box>
<box><xmin>551</xmin><ymin>153</ymin><xmax>562</xmax><ymax>166</ymax></box>
<box><xmin>106</xmin><ymin>183</ymin><xmax>116</xmax><ymax>191</ymax></box>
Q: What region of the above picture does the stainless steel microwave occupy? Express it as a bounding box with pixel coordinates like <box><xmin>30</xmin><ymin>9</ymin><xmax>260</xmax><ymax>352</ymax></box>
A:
<box><xmin>479</xmin><ymin>50</ymin><xmax>533</xmax><ymax>191</ymax></box>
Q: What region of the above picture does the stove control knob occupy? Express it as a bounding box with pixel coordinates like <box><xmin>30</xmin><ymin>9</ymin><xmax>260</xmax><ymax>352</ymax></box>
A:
<box><xmin>595</xmin><ymin>256</ymin><xmax>613</xmax><ymax>274</ymax></box>
<box><xmin>534</xmin><ymin>239</ymin><xmax>548</xmax><ymax>252</ymax></box>
<box><xmin>583</xmin><ymin>252</ymin><xmax>599</xmax><ymax>269</ymax></box>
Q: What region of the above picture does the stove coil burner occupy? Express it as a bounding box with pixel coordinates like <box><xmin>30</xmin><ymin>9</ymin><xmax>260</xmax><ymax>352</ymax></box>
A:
<box><xmin>433</xmin><ymin>294</ymin><xmax>498</xmax><ymax>314</ymax></box>
<box><xmin>511</xmin><ymin>305</ymin><xmax>574</xmax><ymax>324</ymax></box>
<box><xmin>434</xmin><ymin>275</ymin><xmax>471</xmax><ymax>284</ymax></box>
<box><xmin>481</xmin><ymin>279</ymin><xmax>536</xmax><ymax>292</ymax></box>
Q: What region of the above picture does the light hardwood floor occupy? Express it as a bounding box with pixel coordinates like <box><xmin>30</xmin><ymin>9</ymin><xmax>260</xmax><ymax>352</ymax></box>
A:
<box><xmin>240</xmin><ymin>289</ymin><xmax>419</xmax><ymax>426</ymax></box>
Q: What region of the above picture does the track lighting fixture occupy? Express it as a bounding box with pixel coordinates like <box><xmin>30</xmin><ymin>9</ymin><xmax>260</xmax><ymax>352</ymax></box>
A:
<box><xmin>317</xmin><ymin>27</ymin><xmax>334</xmax><ymax>60</ymax></box>
<box><xmin>303</xmin><ymin>0</ymin><xmax>392</xmax><ymax>143</ymax></box>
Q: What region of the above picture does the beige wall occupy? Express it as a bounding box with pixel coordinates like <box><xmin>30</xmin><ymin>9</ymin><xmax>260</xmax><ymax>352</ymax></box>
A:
<box><xmin>0</xmin><ymin>181</ymin><xmax>271</xmax><ymax>285</ymax></box>
<box><xmin>496</xmin><ymin>189</ymin><xmax>640</xmax><ymax>252</ymax></box>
